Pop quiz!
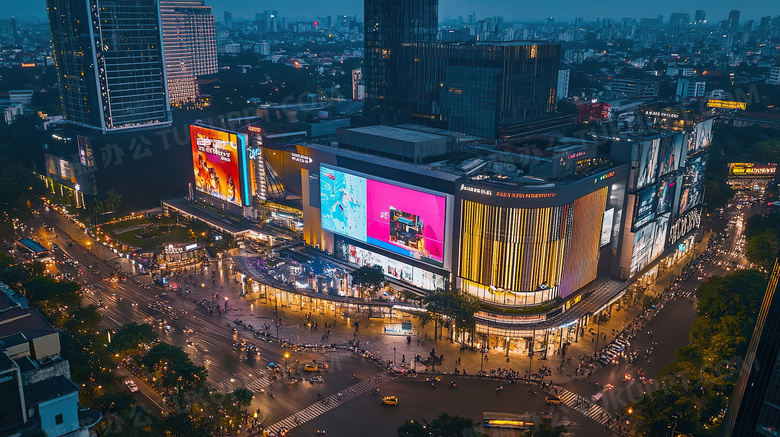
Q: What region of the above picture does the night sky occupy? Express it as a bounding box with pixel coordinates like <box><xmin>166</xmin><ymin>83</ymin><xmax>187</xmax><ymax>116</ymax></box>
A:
<box><xmin>2</xmin><ymin>0</ymin><xmax>772</xmax><ymax>22</ymax></box>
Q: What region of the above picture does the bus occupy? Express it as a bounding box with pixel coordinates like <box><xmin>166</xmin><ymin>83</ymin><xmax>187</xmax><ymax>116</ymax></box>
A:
<box><xmin>482</xmin><ymin>412</ymin><xmax>534</xmax><ymax>430</ymax></box>
<box><xmin>16</xmin><ymin>238</ymin><xmax>52</xmax><ymax>263</ymax></box>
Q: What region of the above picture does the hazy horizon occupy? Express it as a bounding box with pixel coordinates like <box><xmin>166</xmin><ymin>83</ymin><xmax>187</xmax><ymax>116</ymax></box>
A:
<box><xmin>1</xmin><ymin>0</ymin><xmax>773</xmax><ymax>23</ymax></box>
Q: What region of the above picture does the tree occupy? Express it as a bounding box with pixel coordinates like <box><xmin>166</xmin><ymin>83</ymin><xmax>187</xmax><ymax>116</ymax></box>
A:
<box><xmin>523</xmin><ymin>423</ymin><xmax>568</xmax><ymax>437</ymax></box>
<box><xmin>23</xmin><ymin>277</ymin><xmax>81</xmax><ymax>312</ymax></box>
<box><xmin>746</xmin><ymin>231</ymin><xmax>779</xmax><ymax>271</ymax></box>
<box><xmin>89</xmin><ymin>200</ymin><xmax>105</xmax><ymax>226</ymax></box>
<box><xmin>397</xmin><ymin>413</ymin><xmax>483</xmax><ymax>437</ymax></box>
<box><xmin>64</xmin><ymin>305</ymin><xmax>103</xmax><ymax>334</ymax></box>
<box><xmin>108</xmin><ymin>323</ymin><xmax>158</xmax><ymax>356</ymax></box>
<box><xmin>104</xmin><ymin>189</ymin><xmax>123</xmax><ymax>219</ymax></box>
<box><xmin>231</xmin><ymin>387</ymin><xmax>253</xmax><ymax>408</ymax></box>
<box><xmin>142</xmin><ymin>343</ymin><xmax>206</xmax><ymax>394</ymax></box>
<box><xmin>351</xmin><ymin>264</ymin><xmax>386</xmax><ymax>300</ymax></box>
<box><xmin>0</xmin><ymin>165</ymin><xmax>46</xmax><ymax>219</ymax></box>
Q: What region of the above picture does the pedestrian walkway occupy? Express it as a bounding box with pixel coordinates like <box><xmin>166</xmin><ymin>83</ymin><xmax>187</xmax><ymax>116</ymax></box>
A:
<box><xmin>549</xmin><ymin>385</ymin><xmax>610</xmax><ymax>426</ymax></box>
<box><xmin>260</xmin><ymin>371</ymin><xmax>396</xmax><ymax>435</ymax></box>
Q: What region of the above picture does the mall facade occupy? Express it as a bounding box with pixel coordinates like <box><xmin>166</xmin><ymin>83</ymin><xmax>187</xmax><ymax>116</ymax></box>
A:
<box><xmin>180</xmin><ymin>111</ymin><xmax>712</xmax><ymax>355</ymax></box>
<box><xmin>233</xmin><ymin>115</ymin><xmax>712</xmax><ymax>354</ymax></box>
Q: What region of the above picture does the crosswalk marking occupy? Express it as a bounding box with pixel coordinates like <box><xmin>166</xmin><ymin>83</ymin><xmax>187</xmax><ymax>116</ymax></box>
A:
<box><xmin>549</xmin><ymin>385</ymin><xmax>611</xmax><ymax>426</ymax></box>
<box><xmin>259</xmin><ymin>371</ymin><xmax>396</xmax><ymax>435</ymax></box>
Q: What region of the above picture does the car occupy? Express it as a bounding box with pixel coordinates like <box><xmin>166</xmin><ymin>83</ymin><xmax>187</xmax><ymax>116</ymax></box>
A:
<box><xmin>124</xmin><ymin>380</ymin><xmax>139</xmax><ymax>393</ymax></box>
<box><xmin>545</xmin><ymin>395</ymin><xmax>561</xmax><ymax>405</ymax></box>
<box><xmin>381</xmin><ymin>396</ymin><xmax>399</xmax><ymax>406</ymax></box>
<box><xmin>303</xmin><ymin>363</ymin><xmax>317</xmax><ymax>372</ymax></box>
<box><xmin>541</xmin><ymin>411</ymin><xmax>554</xmax><ymax>420</ymax></box>
<box><xmin>426</xmin><ymin>376</ymin><xmax>442</xmax><ymax>382</ymax></box>
<box><xmin>310</xmin><ymin>376</ymin><xmax>324</xmax><ymax>383</ymax></box>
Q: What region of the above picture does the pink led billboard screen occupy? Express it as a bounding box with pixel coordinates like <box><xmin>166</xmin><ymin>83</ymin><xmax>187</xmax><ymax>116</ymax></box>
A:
<box><xmin>320</xmin><ymin>165</ymin><xmax>446</xmax><ymax>267</ymax></box>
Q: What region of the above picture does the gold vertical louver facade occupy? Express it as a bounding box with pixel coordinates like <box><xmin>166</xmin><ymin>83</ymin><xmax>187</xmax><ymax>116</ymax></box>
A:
<box><xmin>459</xmin><ymin>187</ymin><xmax>608</xmax><ymax>300</ymax></box>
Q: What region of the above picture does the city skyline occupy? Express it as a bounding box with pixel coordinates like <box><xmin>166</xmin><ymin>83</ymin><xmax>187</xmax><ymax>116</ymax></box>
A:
<box><xmin>3</xmin><ymin>0</ymin><xmax>774</xmax><ymax>22</ymax></box>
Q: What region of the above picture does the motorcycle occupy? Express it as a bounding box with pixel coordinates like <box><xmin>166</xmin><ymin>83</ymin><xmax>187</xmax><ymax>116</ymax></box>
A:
<box><xmin>496</xmin><ymin>386</ymin><xmax>504</xmax><ymax>392</ymax></box>
<box><xmin>449</xmin><ymin>381</ymin><xmax>457</xmax><ymax>388</ymax></box>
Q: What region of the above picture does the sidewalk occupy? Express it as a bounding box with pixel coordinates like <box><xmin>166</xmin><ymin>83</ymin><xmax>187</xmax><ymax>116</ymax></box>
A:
<box><xmin>43</xmin><ymin>208</ymin><xmax>705</xmax><ymax>385</ymax></box>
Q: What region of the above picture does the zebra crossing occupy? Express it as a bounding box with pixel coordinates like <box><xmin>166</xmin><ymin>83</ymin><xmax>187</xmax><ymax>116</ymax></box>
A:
<box><xmin>549</xmin><ymin>385</ymin><xmax>611</xmax><ymax>426</ymax></box>
<box><xmin>261</xmin><ymin>371</ymin><xmax>397</xmax><ymax>435</ymax></box>
<box><xmin>208</xmin><ymin>373</ymin><xmax>274</xmax><ymax>394</ymax></box>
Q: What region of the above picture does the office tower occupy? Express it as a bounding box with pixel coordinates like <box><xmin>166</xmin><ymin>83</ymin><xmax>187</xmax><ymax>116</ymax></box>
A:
<box><xmin>352</xmin><ymin>68</ymin><xmax>365</xmax><ymax>101</ymax></box>
<box><xmin>363</xmin><ymin>0</ymin><xmax>438</xmax><ymax>124</ymax></box>
<box><xmin>399</xmin><ymin>42</ymin><xmax>560</xmax><ymax>139</ymax></box>
<box><xmin>669</xmin><ymin>12</ymin><xmax>690</xmax><ymax>27</ymax></box>
<box><xmin>45</xmin><ymin>0</ymin><xmax>171</xmax><ymax>133</ymax></box>
<box><xmin>10</xmin><ymin>16</ymin><xmax>18</xmax><ymax>46</ymax></box>
<box><xmin>729</xmin><ymin>10</ymin><xmax>741</xmax><ymax>29</ymax></box>
<box><xmin>224</xmin><ymin>11</ymin><xmax>232</xmax><ymax>27</ymax></box>
<box><xmin>256</xmin><ymin>10</ymin><xmax>281</xmax><ymax>33</ymax></box>
<box><xmin>557</xmin><ymin>69</ymin><xmax>570</xmax><ymax>100</ymax></box>
<box><xmin>720</xmin><ymin>251</ymin><xmax>780</xmax><ymax>436</ymax></box>
<box><xmin>676</xmin><ymin>78</ymin><xmax>706</xmax><ymax>98</ymax></box>
<box><xmin>160</xmin><ymin>0</ymin><xmax>218</xmax><ymax>107</ymax></box>
<box><xmin>695</xmin><ymin>10</ymin><xmax>706</xmax><ymax>25</ymax></box>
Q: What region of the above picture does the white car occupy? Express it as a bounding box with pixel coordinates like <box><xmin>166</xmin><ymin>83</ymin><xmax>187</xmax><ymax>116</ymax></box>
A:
<box><xmin>124</xmin><ymin>380</ymin><xmax>139</xmax><ymax>393</ymax></box>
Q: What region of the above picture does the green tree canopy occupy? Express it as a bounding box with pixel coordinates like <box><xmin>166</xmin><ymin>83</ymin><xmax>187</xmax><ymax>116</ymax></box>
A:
<box><xmin>64</xmin><ymin>305</ymin><xmax>103</xmax><ymax>335</ymax></box>
<box><xmin>108</xmin><ymin>323</ymin><xmax>158</xmax><ymax>356</ymax></box>
<box><xmin>23</xmin><ymin>276</ymin><xmax>81</xmax><ymax>311</ymax></box>
<box><xmin>142</xmin><ymin>342</ymin><xmax>206</xmax><ymax>392</ymax></box>
<box><xmin>351</xmin><ymin>264</ymin><xmax>386</xmax><ymax>299</ymax></box>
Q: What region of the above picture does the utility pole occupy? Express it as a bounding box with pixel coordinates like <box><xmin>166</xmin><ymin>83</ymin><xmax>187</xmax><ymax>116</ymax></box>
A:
<box><xmin>594</xmin><ymin>316</ymin><xmax>601</xmax><ymax>356</ymax></box>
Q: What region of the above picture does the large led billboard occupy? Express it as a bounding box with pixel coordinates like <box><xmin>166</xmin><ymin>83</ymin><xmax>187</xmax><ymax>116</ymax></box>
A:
<box><xmin>658</xmin><ymin>133</ymin><xmax>686</xmax><ymax>176</ymax></box>
<box><xmin>656</xmin><ymin>177</ymin><xmax>677</xmax><ymax>215</ymax></box>
<box><xmin>190</xmin><ymin>125</ymin><xmax>249</xmax><ymax>207</ymax></box>
<box><xmin>320</xmin><ymin>165</ymin><xmax>446</xmax><ymax>267</ymax></box>
<box><xmin>634</xmin><ymin>186</ymin><xmax>656</xmax><ymax>229</ymax></box>
<box><xmin>687</xmin><ymin>118</ymin><xmax>713</xmax><ymax>156</ymax></box>
<box><xmin>635</xmin><ymin>138</ymin><xmax>660</xmax><ymax>189</ymax></box>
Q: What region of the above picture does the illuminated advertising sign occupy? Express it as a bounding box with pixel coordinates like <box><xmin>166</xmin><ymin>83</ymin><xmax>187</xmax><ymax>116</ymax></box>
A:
<box><xmin>600</xmin><ymin>208</ymin><xmax>614</xmax><ymax>247</ymax></box>
<box><xmin>658</xmin><ymin>133</ymin><xmax>685</xmax><ymax>176</ymax></box>
<box><xmin>679</xmin><ymin>155</ymin><xmax>706</xmax><ymax>213</ymax></box>
<box><xmin>687</xmin><ymin>118</ymin><xmax>713</xmax><ymax>156</ymax></box>
<box><xmin>190</xmin><ymin>125</ymin><xmax>249</xmax><ymax>207</ymax></box>
<box><xmin>320</xmin><ymin>165</ymin><xmax>447</xmax><ymax>267</ymax></box>
<box><xmin>20</xmin><ymin>63</ymin><xmax>36</xmax><ymax>68</ymax></box>
<box><xmin>635</xmin><ymin>138</ymin><xmax>660</xmax><ymax>189</ymax></box>
<box><xmin>642</xmin><ymin>109</ymin><xmax>680</xmax><ymax>119</ymax></box>
<box><xmin>334</xmin><ymin>237</ymin><xmax>446</xmax><ymax>291</ymax></box>
<box><xmin>656</xmin><ymin>178</ymin><xmax>677</xmax><ymax>215</ymax></box>
<box><xmin>707</xmin><ymin>99</ymin><xmax>747</xmax><ymax>110</ymax></box>
<box><xmin>652</xmin><ymin>214</ymin><xmax>669</xmax><ymax>259</ymax></box>
<box><xmin>45</xmin><ymin>153</ymin><xmax>76</xmax><ymax>185</ymax></box>
<box><xmin>728</xmin><ymin>163</ymin><xmax>777</xmax><ymax>176</ymax></box>
<box><xmin>634</xmin><ymin>186</ymin><xmax>656</xmax><ymax>229</ymax></box>
<box><xmin>668</xmin><ymin>209</ymin><xmax>701</xmax><ymax>245</ymax></box>
<box><xmin>630</xmin><ymin>223</ymin><xmax>654</xmax><ymax>277</ymax></box>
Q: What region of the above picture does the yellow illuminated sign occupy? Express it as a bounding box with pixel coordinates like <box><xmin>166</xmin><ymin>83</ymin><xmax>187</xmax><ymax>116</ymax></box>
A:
<box><xmin>707</xmin><ymin>100</ymin><xmax>747</xmax><ymax>110</ymax></box>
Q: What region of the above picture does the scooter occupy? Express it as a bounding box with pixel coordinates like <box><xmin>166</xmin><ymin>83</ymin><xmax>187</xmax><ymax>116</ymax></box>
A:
<box><xmin>449</xmin><ymin>381</ymin><xmax>457</xmax><ymax>388</ymax></box>
<box><xmin>496</xmin><ymin>386</ymin><xmax>504</xmax><ymax>392</ymax></box>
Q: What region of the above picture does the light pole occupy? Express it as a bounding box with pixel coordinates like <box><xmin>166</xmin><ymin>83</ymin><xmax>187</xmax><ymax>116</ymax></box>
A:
<box><xmin>393</xmin><ymin>347</ymin><xmax>396</xmax><ymax>367</ymax></box>
<box><xmin>593</xmin><ymin>315</ymin><xmax>601</xmax><ymax>356</ymax></box>
<box><xmin>284</xmin><ymin>352</ymin><xmax>289</xmax><ymax>375</ymax></box>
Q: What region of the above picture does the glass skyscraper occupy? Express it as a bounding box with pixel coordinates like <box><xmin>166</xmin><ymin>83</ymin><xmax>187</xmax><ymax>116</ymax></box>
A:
<box><xmin>363</xmin><ymin>0</ymin><xmax>438</xmax><ymax>125</ymax></box>
<box><xmin>721</xmin><ymin>251</ymin><xmax>780</xmax><ymax>436</ymax></box>
<box><xmin>160</xmin><ymin>0</ymin><xmax>218</xmax><ymax>107</ymax></box>
<box><xmin>46</xmin><ymin>0</ymin><xmax>172</xmax><ymax>133</ymax></box>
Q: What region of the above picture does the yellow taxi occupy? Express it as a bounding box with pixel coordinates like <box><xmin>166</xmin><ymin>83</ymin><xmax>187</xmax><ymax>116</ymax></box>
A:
<box><xmin>545</xmin><ymin>395</ymin><xmax>562</xmax><ymax>405</ymax></box>
<box><xmin>381</xmin><ymin>396</ymin><xmax>399</xmax><ymax>406</ymax></box>
<box><xmin>303</xmin><ymin>363</ymin><xmax>317</xmax><ymax>372</ymax></box>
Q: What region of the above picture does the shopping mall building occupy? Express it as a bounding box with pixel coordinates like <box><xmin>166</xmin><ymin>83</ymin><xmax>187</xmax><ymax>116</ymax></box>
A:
<box><xmin>177</xmin><ymin>111</ymin><xmax>711</xmax><ymax>356</ymax></box>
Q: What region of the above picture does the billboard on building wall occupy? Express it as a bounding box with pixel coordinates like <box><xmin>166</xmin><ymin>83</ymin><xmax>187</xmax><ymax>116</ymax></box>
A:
<box><xmin>658</xmin><ymin>133</ymin><xmax>686</xmax><ymax>176</ymax></box>
<box><xmin>634</xmin><ymin>186</ymin><xmax>656</xmax><ymax>229</ymax></box>
<box><xmin>635</xmin><ymin>138</ymin><xmax>660</xmax><ymax>189</ymax></box>
<box><xmin>190</xmin><ymin>125</ymin><xmax>248</xmax><ymax>207</ymax></box>
<box><xmin>320</xmin><ymin>165</ymin><xmax>447</xmax><ymax>267</ymax></box>
<box><xmin>687</xmin><ymin>118</ymin><xmax>713</xmax><ymax>155</ymax></box>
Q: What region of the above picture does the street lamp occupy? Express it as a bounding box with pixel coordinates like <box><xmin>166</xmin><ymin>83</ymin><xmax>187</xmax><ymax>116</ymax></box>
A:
<box><xmin>393</xmin><ymin>347</ymin><xmax>396</xmax><ymax>367</ymax></box>
<box><xmin>284</xmin><ymin>352</ymin><xmax>289</xmax><ymax>374</ymax></box>
<box><xmin>594</xmin><ymin>315</ymin><xmax>602</xmax><ymax>356</ymax></box>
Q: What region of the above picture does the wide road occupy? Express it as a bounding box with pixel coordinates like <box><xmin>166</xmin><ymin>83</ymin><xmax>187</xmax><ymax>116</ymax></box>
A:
<box><xmin>28</xmin><ymin>208</ymin><xmax>383</xmax><ymax>425</ymax></box>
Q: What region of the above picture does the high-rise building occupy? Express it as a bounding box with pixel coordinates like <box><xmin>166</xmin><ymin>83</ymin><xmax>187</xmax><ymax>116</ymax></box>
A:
<box><xmin>224</xmin><ymin>11</ymin><xmax>232</xmax><ymax>27</ymax></box>
<box><xmin>695</xmin><ymin>10</ymin><xmax>706</xmax><ymax>24</ymax></box>
<box><xmin>557</xmin><ymin>69</ymin><xmax>570</xmax><ymax>100</ymax></box>
<box><xmin>10</xmin><ymin>16</ymin><xmax>18</xmax><ymax>46</ymax></box>
<box><xmin>398</xmin><ymin>42</ymin><xmax>560</xmax><ymax>138</ymax></box>
<box><xmin>729</xmin><ymin>10</ymin><xmax>741</xmax><ymax>29</ymax></box>
<box><xmin>720</xmin><ymin>250</ymin><xmax>780</xmax><ymax>436</ymax></box>
<box><xmin>676</xmin><ymin>78</ymin><xmax>706</xmax><ymax>98</ymax></box>
<box><xmin>352</xmin><ymin>68</ymin><xmax>365</xmax><ymax>101</ymax></box>
<box><xmin>669</xmin><ymin>12</ymin><xmax>690</xmax><ymax>27</ymax></box>
<box><xmin>363</xmin><ymin>0</ymin><xmax>438</xmax><ymax>124</ymax></box>
<box><xmin>160</xmin><ymin>0</ymin><xmax>218</xmax><ymax>107</ymax></box>
<box><xmin>45</xmin><ymin>0</ymin><xmax>171</xmax><ymax>133</ymax></box>
<box><xmin>768</xmin><ymin>66</ymin><xmax>780</xmax><ymax>86</ymax></box>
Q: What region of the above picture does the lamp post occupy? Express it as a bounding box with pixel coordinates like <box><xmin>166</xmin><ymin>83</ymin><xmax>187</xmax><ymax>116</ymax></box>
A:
<box><xmin>284</xmin><ymin>352</ymin><xmax>290</xmax><ymax>375</ymax></box>
<box><xmin>593</xmin><ymin>315</ymin><xmax>601</xmax><ymax>356</ymax></box>
<box><xmin>393</xmin><ymin>347</ymin><xmax>396</xmax><ymax>367</ymax></box>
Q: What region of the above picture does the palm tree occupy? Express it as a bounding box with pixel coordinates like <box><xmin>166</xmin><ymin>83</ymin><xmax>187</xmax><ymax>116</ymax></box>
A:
<box><xmin>89</xmin><ymin>200</ymin><xmax>105</xmax><ymax>226</ymax></box>
<box><xmin>104</xmin><ymin>190</ymin><xmax>123</xmax><ymax>220</ymax></box>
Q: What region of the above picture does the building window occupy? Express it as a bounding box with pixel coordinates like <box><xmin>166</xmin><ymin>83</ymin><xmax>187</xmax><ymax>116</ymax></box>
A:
<box><xmin>55</xmin><ymin>414</ymin><xmax>64</xmax><ymax>425</ymax></box>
